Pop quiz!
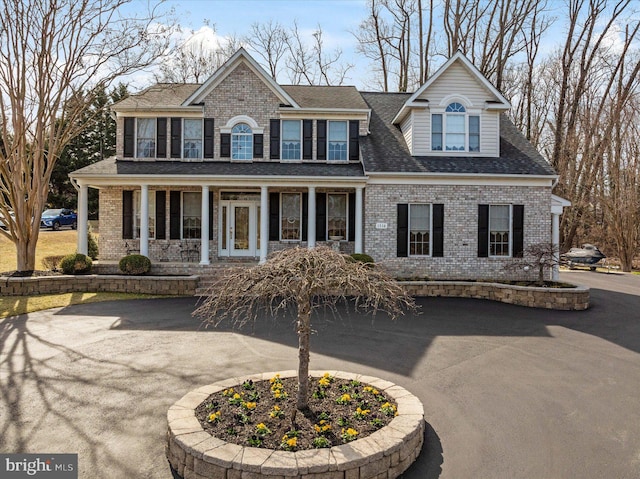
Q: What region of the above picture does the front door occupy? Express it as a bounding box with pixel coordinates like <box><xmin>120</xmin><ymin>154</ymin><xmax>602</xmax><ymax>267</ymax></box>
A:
<box><xmin>220</xmin><ymin>199</ymin><xmax>259</xmax><ymax>257</ymax></box>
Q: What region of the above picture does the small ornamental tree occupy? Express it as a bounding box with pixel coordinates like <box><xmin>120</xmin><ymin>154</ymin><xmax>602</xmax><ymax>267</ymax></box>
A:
<box><xmin>505</xmin><ymin>242</ymin><xmax>561</xmax><ymax>284</ymax></box>
<box><xmin>194</xmin><ymin>246</ymin><xmax>416</xmax><ymax>412</ymax></box>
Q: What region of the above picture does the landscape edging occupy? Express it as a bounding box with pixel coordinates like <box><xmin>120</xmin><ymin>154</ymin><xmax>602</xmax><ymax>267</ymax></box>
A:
<box><xmin>400</xmin><ymin>280</ymin><xmax>589</xmax><ymax>310</ymax></box>
<box><xmin>166</xmin><ymin>370</ymin><xmax>425</xmax><ymax>479</ymax></box>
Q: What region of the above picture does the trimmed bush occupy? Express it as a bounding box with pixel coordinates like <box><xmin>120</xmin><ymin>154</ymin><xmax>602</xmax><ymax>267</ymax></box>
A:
<box><xmin>87</xmin><ymin>230</ymin><xmax>99</xmax><ymax>260</ymax></box>
<box><xmin>350</xmin><ymin>253</ymin><xmax>375</xmax><ymax>264</ymax></box>
<box><xmin>60</xmin><ymin>253</ymin><xmax>92</xmax><ymax>275</ymax></box>
<box><xmin>119</xmin><ymin>254</ymin><xmax>151</xmax><ymax>275</ymax></box>
<box><xmin>41</xmin><ymin>255</ymin><xmax>66</xmax><ymax>272</ymax></box>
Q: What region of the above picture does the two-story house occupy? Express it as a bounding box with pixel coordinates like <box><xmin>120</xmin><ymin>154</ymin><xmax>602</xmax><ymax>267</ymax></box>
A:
<box><xmin>70</xmin><ymin>48</ymin><xmax>569</xmax><ymax>280</ymax></box>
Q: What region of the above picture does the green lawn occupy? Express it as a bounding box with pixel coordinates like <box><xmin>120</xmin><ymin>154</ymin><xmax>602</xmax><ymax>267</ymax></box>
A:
<box><xmin>0</xmin><ymin>230</ymin><xmax>174</xmax><ymax>318</ymax></box>
<box><xmin>0</xmin><ymin>229</ymin><xmax>78</xmax><ymax>272</ymax></box>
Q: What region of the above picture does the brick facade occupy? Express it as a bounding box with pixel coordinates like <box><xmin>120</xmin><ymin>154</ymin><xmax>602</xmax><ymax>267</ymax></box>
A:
<box><xmin>364</xmin><ymin>183</ymin><xmax>551</xmax><ymax>280</ymax></box>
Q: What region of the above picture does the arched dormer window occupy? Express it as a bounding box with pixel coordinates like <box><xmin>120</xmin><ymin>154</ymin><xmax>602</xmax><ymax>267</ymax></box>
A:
<box><xmin>232</xmin><ymin>123</ymin><xmax>253</xmax><ymax>160</ymax></box>
<box><xmin>432</xmin><ymin>101</ymin><xmax>480</xmax><ymax>152</ymax></box>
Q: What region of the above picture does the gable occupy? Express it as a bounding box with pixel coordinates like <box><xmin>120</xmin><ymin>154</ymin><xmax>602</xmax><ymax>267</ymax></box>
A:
<box><xmin>416</xmin><ymin>60</ymin><xmax>500</xmax><ymax>107</ymax></box>
<box><xmin>182</xmin><ymin>48</ymin><xmax>298</xmax><ymax>107</ymax></box>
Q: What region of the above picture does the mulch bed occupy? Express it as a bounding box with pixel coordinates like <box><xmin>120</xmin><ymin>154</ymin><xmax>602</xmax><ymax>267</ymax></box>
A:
<box><xmin>0</xmin><ymin>270</ymin><xmax>61</xmax><ymax>277</ymax></box>
<box><xmin>194</xmin><ymin>375</ymin><xmax>397</xmax><ymax>451</ymax></box>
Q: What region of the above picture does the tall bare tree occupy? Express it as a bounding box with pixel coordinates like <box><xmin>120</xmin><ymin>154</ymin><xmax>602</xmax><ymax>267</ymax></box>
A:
<box><xmin>245</xmin><ymin>21</ymin><xmax>289</xmax><ymax>80</ymax></box>
<box><xmin>194</xmin><ymin>247</ymin><xmax>415</xmax><ymax>412</ymax></box>
<box><xmin>0</xmin><ymin>0</ymin><xmax>172</xmax><ymax>272</ymax></box>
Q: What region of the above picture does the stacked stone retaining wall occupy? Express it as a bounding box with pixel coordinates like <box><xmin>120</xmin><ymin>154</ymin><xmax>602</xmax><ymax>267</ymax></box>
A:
<box><xmin>0</xmin><ymin>274</ymin><xmax>198</xmax><ymax>296</ymax></box>
<box><xmin>402</xmin><ymin>281</ymin><xmax>589</xmax><ymax>310</ymax></box>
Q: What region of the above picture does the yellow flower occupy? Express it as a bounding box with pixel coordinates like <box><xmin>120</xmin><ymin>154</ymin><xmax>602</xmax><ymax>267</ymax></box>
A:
<box><xmin>233</xmin><ymin>393</ymin><xmax>241</xmax><ymax>400</ymax></box>
<box><xmin>363</xmin><ymin>386</ymin><xmax>373</xmax><ymax>392</ymax></box>
<box><xmin>319</xmin><ymin>377</ymin><xmax>331</xmax><ymax>387</ymax></box>
<box><xmin>269</xmin><ymin>374</ymin><xmax>281</xmax><ymax>384</ymax></box>
<box><xmin>207</xmin><ymin>411</ymin><xmax>221</xmax><ymax>422</ymax></box>
<box><xmin>287</xmin><ymin>437</ymin><xmax>297</xmax><ymax>448</ymax></box>
<box><xmin>244</xmin><ymin>401</ymin><xmax>257</xmax><ymax>410</ymax></box>
<box><xmin>346</xmin><ymin>428</ymin><xmax>358</xmax><ymax>436</ymax></box>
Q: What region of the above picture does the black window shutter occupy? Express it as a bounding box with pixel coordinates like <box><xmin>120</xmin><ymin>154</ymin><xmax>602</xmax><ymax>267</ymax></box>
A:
<box><xmin>204</xmin><ymin>118</ymin><xmax>214</xmax><ymax>158</ymax></box>
<box><xmin>253</xmin><ymin>134</ymin><xmax>264</xmax><ymax>158</ymax></box>
<box><xmin>478</xmin><ymin>204</ymin><xmax>489</xmax><ymax>257</ymax></box>
<box><xmin>170</xmin><ymin>118</ymin><xmax>182</xmax><ymax>158</ymax></box>
<box><xmin>269</xmin><ymin>119</ymin><xmax>280</xmax><ymax>159</ymax></box>
<box><xmin>269</xmin><ymin>193</ymin><xmax>279</xmax><ymax>240</ymax></box>
<box><xmin>156</xmin><ymin>118</ymin><xmax>167</xmax><ymax>158</ymax></box>
<box><xmin>349</xmin><ymin>120</ymin><xmax>360</xmax><ymax>161</ymax></box>
<box><xmin>122</xmin><ymin>190</ymin><xmax>133</xmax><ymax>239</ymax></box>
<box><xmin>432</xmin><ymin>203</ymin><xmax>444</xmax><ymax>257</ymax></box>
<box><xmin>513</xmin><ymin>204</ymin><xmax>524</xmax><ymax>258</ymax></box>
<box><xmin>397</xmin><ymin>204</ymin><xmax>408</xmax><ymax>257</ymax></box>
<box><xmin>209</xmin><ymin>191</ymin><xmax>214</xmax><ymax>239</ymax></box>
<box><xmin>156</xmin><ymin>190</ymin><xmax>166</xmax><ymax>239</ymax></box>
<box><xmin>348</xmin><ymin>192</ymin><xmax>356</xmax><ymax>241</ymax></box>
<box><xmin>315</xmin><ymin>192</ymin><xmax>327</xmax><ymax>241</ymax></box>
<box><xmin>316</xmin><ymin>120</ymin><xmax>327</xmax><ymax>161</ymax></box>
<box><xmin>220</xmin><ymin>133</ymin><xmax>231</xmax><ymax>157</ymax></box>
<box><xmin>170</xmin><ymin>191</ymin><xmax>181</xmax><ymax>239</ymax></box>
<box><xmin>123</xmin><ymin>118</ymin><xmax>134</xmax><ymax>158</ymax></box>
<box><xmin>303</xmin><ymin>120</ymin><xmax>313</xmax><ymax>160</ymax></box>
<box><xmin>302</xmin><ymin>193</ymin><xmax>308</xmax><ymax>241</ymax></box>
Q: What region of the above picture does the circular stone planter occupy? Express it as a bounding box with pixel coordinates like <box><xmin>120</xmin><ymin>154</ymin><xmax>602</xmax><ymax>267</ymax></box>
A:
<box><xmin>166</xmin><ymin>370</ymin><xmax>425</xmax><ymax>479</ymax></box>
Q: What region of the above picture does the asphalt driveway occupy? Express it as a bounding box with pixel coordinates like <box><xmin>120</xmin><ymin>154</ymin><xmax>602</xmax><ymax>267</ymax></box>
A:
<box><xmin>1</xmin><ymin>271</ymin><xmax>639</xmax><ymax>478</ymax></box>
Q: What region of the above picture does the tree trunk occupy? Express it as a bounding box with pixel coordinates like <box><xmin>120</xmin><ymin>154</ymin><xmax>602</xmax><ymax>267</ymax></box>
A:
<box><xmin>16</xmin><ymin>232</ymin><xmax>38</xmax><ymax>271</ymax></box>
<box><xmin>296</xmin><ymin>296</ymin><xmax>312</xmax><ymax>411</ymax></box>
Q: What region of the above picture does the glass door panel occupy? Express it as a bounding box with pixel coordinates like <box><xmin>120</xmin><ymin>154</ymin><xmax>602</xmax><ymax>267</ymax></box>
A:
<box><xmin>233</xmin><ymin>206</ymin><xmax>250</xmax><ymax>251</ymax></box>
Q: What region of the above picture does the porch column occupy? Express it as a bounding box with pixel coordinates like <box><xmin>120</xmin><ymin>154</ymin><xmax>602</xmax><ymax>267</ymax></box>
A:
<box><xmin>552</xmin><ymin>211</ymin><xmax>560</xmax><ymax>281</ymax></box>
<box><xmin>200</xmin><ymin>185</ymin><xmax>210</xmax><ymax>265</ymax></box>
<box><xmin>140</xmin><ymin>184</ymin><xmax>149</xmax><ymax>257</ymax></box>
<box><xmin>260</xmin><ymin>186</ymin><xmax>268</xmax><ymax>263</ymax></box>
<box><xmin>77</xmin><ymin>183</ymin><xmax>88</xmax><ymax>255</ymax></box>
<box><xmin>307</xmin><ymin>186</ymin><xmax>316</xmax><ymax>248</ymax></box>
<box><xmin>355</xmin><ymin>186</ymin><xmax>364</xmax><ymax>254</ymax></box>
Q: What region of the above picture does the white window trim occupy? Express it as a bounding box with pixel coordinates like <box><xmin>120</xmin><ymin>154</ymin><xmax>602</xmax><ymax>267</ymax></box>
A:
<box><xmin>430</xmin><ymin>103</ymin><xmax>481</xmax><ymax>153</ymax></box>
<box><xmin>182</xmin><ymin>118</ymin><xmax>204</xmax><ymax>160</ymax></box>
<box><xmin>280</xmin><ymin>192</ymin><xmax>302</xmax><ymax>242</ymax></box>
<box><xmin>488</xmin><ymin>204</ymin><xmax>512</xmax><ymax>258</ymax></box>
<box><xmin>327</xmin><ymin>120</ymin><xmax>349</xmax><ymax>162</ymax></box>
<box><xmin>181</xmin><ymin>191</ymin><xmax>202</xmax><ymax>240</ymax></box>
<box><xmin>135</xmin><ymin>118</ymin><xmax>156</xmax><ymax>159</ymax></box>
<box><xmin>326</xmin><ymin>192</ymin><xmax>348</xmax><ymax>241</ymax></box>
<box><xmin>408</xmin><ymin>203</ymin><xmax>432</xmax><ymax>257</ymax></box>
<box><xmin>220</xmin><ymin>115</ymin><xmax>263</xmax><ymax>134</ymax></box>
<box><xmin>281</xmin><ymin>120</ymin><xmax>302</xmax><ymax>162</ymax></box>
<box><xmin>133</xmin><ymin>190</ymin><xmax>156</xmax><ymax>240</ymax></box>
<box><xmin>231</xmin><ymin>122</ymin><xmax>254</xmax><ymax>161</ymax></box>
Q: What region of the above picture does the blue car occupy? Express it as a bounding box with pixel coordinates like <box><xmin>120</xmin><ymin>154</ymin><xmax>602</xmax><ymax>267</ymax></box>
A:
<box><xmin>40</xmin><ymin>208</ymin><xmax>78</xmax><ymax>231</ymax></box>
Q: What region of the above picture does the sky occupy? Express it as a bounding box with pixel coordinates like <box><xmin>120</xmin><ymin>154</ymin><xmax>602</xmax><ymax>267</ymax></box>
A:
<box><xmin>128</xmin><ymin>0</ymin><xmax>371</xmax><ymax>88</ymax></box>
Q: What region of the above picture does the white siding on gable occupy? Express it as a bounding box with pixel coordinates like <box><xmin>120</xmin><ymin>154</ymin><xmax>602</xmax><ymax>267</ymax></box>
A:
<box><xmin>412</xmin><ymin>109</ymin><xmax>430</xmax><ymax>155</ymax></box>
<box><xmin>417</xmin><ymin>61</ymin><xmax>494</xmax><ymax>107</ymax></box>
<box><xmin>399</xmin><ymin>60</ymin><xmax>503</xmax><ymax>157</ymax></box>
<box><xmin>401</xmin><ymin>113</ymin><xmax>413</xmax><ymax>153</ymax></box>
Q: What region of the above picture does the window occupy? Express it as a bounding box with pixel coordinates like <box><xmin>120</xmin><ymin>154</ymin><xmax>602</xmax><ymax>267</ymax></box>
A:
<box><xmin>327</xmin><ymin>193</ymin><xmax>347</xmax><ymax>239</ymax></box>
<box><xmin>409</xmin><ymin>204</ymin><xmax>430</xmax><ymax>256</ymax></box>
<box><xmin>137</xmin><ymin>118</ymin><xmax>156</xmax><ymax>157</ymax></box>
<box><xmin>133</xmin><ymin>190</ymin><xmax>156</xmax><ymax>239</ymax></box>
<box><xmin>232</xmin><ymin>123</ymin><xmax>253</xmax><ymax>160</ymax></box>
<box><xmin>431</xmin><ymin>102</ymin><xmax>480</xmax><ymax>152</ymax></box>
<box><xmin>328</xmin><ymin>121</ymin><xmax>348</xmax><ymax>161</ymax></box>
<box><xmin>183</xmin><ymin>119</ymin><xmax>202</xmax><ymax>158</ymax></box>
<box><xmin>282</xmin><ymin>120</ymin><xmax>301</xmax><ymax>160</ymax></box>
<box><xmin>281</xmin><ymin>193</ymin><xmax>301</xmax><ymax>240</ymax></box>
<box><xmin>489</xmin><ymin>205</ymin><xmax>510</xmax><ymax>256</ymax></box>
<box><xmin>182</xmin><ymin>192</ymin><xmax>201</xmax><ymax>239</ymax></box>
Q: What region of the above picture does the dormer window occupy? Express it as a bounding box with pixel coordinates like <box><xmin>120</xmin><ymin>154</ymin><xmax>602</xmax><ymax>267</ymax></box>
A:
<box><xmin>232</xmin><ymin>123</ymin><xmax>253</xmax><ymax>160</ymax></box>
<box><xmin>432</xmin><ymin>102</ymin><xmax>480</xmax><ymax>152</ymax></box>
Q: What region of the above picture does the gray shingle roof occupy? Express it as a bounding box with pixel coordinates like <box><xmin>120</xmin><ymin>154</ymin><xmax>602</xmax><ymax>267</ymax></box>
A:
<box><xmin>72</xmin><ymin>156</ymin><xmax>365</xmax><ymax>178</ymax></box>
<box><xmin>360</xmin><ymin>92</ymin><xmax>557</xmax><ymax>176</ymax></box>
<box><xmin>112</xmin><ymin>84</ymin><xmax>199</xmax><ymax>110</ymax></box>
<box><xmin>281</xmin><ymin>85</ymin><xmax>369</xmax><ymax>110</ymax></box>
<box><xmin>113</xmin><ymin>83</ymin><xmax>368</xmax><ymax>111</ymax></box>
